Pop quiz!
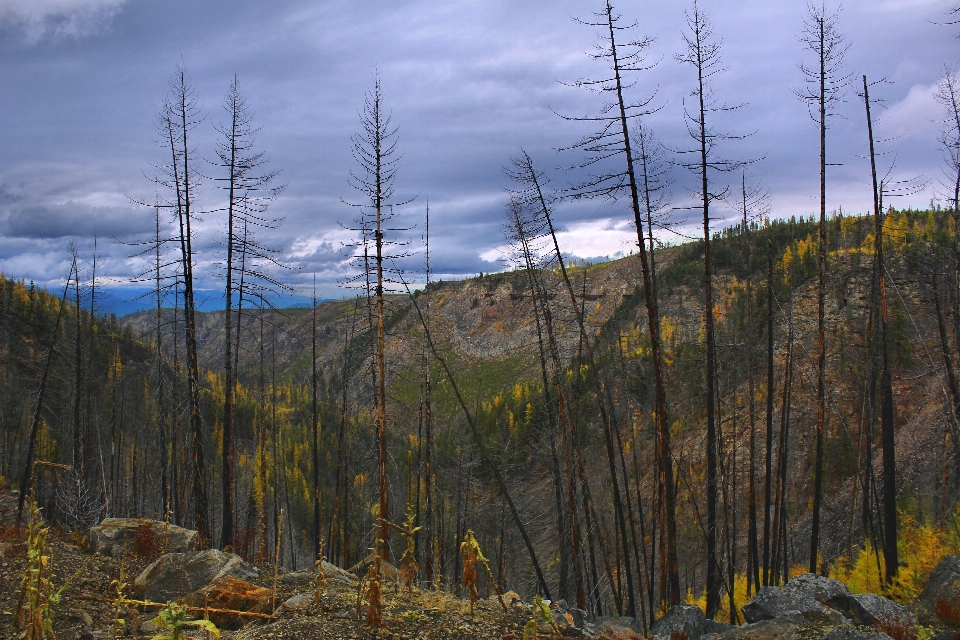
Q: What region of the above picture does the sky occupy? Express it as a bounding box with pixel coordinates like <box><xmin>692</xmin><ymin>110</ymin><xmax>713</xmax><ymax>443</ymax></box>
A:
<box><xmin>0</xmin><ymin>0</ymin><xmax>956</xmax><ymax>310</ymax></box>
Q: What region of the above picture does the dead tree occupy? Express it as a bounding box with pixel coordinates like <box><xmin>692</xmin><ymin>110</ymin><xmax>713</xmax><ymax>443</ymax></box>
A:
<box><xmin>676</xmin><ymin>2</ymin><xmax>745</xmax><ymax>614</ymax></box>
<box><xmin>213</xmin><ymin>75</ymin><xmax>281</xmax><ymax>551</ymax></box>
<box><xmin>158</xmin><ymin>65</ymin><xmax>210</xmax><ymax>545</ymax></box>
<box><xmin>763</xmin><ymin>240</ymin><xmax>775</xmax><ymax>585</ymax></box>
<box><xmin>563</xmin><ymin>0</ymin><xmax>681</xmax><ymax>608</ymax></box>
<box><xmin>17</xmin><ymin>260</ymin><xmax>74</xmax><ymax>524</ymax></box>
<box><xmin>504</xmin><ymin>195</ymin><xmax>578</xmax><ymax>604</ymax></box>
<box><xmin>737</xmin><ymin>174</ymin><xmax>769</xmax><ymax>594</ymax></box>
<box><xmin>796</xmin><ymin>1</ymin><xmax>849</xmax><ymax>573</ymax></box>
<box><xmin>346</xmin><ymin>76</ymin><xmax>409</xmax><ymax>563</ymax></box>
<box><xmin>863</xmin><ymin>76</ymin><xmax>898</xmax><ymax>583</ymax></box>
<box><xmin>934</xmin><ymin>66</ymin><xmax>960</xmax><ymax>495</ymax></box>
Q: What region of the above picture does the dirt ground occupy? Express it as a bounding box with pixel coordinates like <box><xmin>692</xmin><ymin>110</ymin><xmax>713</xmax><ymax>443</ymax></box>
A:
<box><xmin>0</xmin><ymin>520</ymin><xmax>541</xmax><ymax>640</ymax></box>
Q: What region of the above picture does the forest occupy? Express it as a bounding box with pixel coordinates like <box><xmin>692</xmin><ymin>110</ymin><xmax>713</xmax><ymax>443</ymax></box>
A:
<box><xmin>3</xmin><ymin>0</ymin><xmax>960</xmax><ymax>639</ymax></box>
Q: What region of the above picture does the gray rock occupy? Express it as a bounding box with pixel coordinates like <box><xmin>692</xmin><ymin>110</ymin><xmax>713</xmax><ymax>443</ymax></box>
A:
<box><xmin>65</xmin><ymin>608</ymin><xmax>93</xmax><ymax>627</ymax></box>
<box><xmin>321</xmin><ymin>560</ymin><xmax>357</xmax><ymax>584</ymax></box>
<box><xmin>89</xmin><ymin>518</ymin><xmax>197</xmax><ymax>557</ymax></box>
<box><xmin>589</xmin><ymin>615</ymin><xmax>643</xmax><ymax>638</ymax></box>
<box><xmin>720</xmin><ymin>616</ymin><xmax>803</xmax><ymax>640</ymax></box>
<box><xmin>282</xmin><ymin>592</ymin><xmax>314</xmax><ymax>610</ymax></box>
<box><xmin>742</xmin><ymin>585</ymin><xmax>832</xmax><ymax>623</ymax></box>
<box><xmin>139</xmin><ymin>619</ymin><xmax>160</xmax><ymax>635</ymax></box>
<box><xmin>918</xmin><ymin>555</ymin><xmax>960</xmax><ymax>628</ymax></box>
<box><xmin>132</xmin><ymin>549</ymin><xmax>258</xmax><ymax>603</ymax></box>
<box><xmin>829</xmin><ymin>593</ymin><xmax>912</xmax><ymax>626</ymax></box>
<box><xmin>280</xmin><ymin>570</ymin><xmax>315</xmax><ymax>584</ymax></box>
<box><xmin>550</xmin><ymin>599</ymin><xmax>587</xmax><ymax>636</ymax></box>
<box><xmin>651</xmin><ymin>604</ymin><xmax>731</xmax><ymax>640</ymax></box>
<box><xmin>818</xmin><ymin>628</ymin><xmax>892</xmax><ymax>640</ymax></box>
<box><xmin>784</xmin><ymin>574</ymin><xmax>853</xmax><ymax>604</ymax></box>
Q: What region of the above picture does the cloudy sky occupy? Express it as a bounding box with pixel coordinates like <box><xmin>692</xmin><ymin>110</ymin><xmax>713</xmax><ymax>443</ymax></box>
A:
<box><xmin>0</xmin><ymin>0</ymin><xmax>955</xmax><ymax>308</ymax></box>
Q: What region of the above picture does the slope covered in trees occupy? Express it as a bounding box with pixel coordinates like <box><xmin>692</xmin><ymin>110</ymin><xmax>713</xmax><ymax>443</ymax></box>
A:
<box><xmin>0</xmin><ymin>207</ymin><xmax>948</xmax><ymax>626</ymax></box>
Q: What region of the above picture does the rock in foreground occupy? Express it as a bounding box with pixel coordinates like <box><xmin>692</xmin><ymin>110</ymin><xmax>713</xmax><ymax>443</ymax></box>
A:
<box><xmin>132</xmin><ymin>549</ymin><xmax>258</xmax><ymax>603</ymax></box>
<box><xmin>89</xmin><ymin>518</ymin><xmax>197</xmax><ymax>557</ymax></box>
<box><xmin>183</xmin><ymin>575</ymin><xmax>272</xmax><ymax>629</ymax></box>
<box><xmin>918</xmin><ymin>555</ymin><xmax>960</xmax><ymax>629</ymax></box>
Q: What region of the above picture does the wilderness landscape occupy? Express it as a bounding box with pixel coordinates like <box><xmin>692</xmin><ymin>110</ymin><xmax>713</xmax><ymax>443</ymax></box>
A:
<box><xmin>2</xmin><ymin>0</ymin><xmax>960</xmax><ymax>639</ymax></box>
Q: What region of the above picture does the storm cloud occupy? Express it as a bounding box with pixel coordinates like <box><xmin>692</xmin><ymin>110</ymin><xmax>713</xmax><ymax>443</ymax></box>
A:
<box><xmin>0</xmin><ymin>0</ymin><xmax>955</xmax><ymax>306</ymax></box>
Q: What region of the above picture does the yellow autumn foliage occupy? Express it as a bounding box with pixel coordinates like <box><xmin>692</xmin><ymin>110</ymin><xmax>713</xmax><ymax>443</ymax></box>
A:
<box><xmin>830</xmin><ymin>513</ymin><xmax>960</xmax><ymax>603</ymax></box>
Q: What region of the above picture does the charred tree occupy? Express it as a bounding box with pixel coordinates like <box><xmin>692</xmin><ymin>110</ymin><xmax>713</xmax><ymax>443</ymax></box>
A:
<box><xmin>676</xmin><ymin>2</ymin><xmax>745</xmax><ymax>613</ymax></box>
<box><xmin>563</xmin><ymin>0</ymin><xmax>680</xmax><ymax>606</ymax></box>
<box><xmin>159</xmin><ymin>66</ymin><xmax>209</xmax><ymax>545</ymax></box>
<box><xmin>796</xmin><ymin>1</ymin><xmax>848</xmax><ymax>573</ymax></box>
<box><xmin>863</xmin><ymin>76</ymin><xmax>898</xmax><ymax>583</ymax></box>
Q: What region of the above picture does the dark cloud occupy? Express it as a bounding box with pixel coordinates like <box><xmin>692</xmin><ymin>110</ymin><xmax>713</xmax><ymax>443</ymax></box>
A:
<box><xmin>0</xmin><ymin>0</ymin><xmax>953</xmax><ymax>309</ymax></box>
<box><xmin>2</xmin><ymin>201</ymin><xmax>152</xmax><ymax>239</ymax></box>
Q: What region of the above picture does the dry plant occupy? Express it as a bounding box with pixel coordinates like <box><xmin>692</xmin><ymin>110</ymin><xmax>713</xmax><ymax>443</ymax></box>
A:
<box><xmin>110</xmin><ymin>559</ymin><xmax>129</xmax><ymax>638</ymax></box>
<box><xmin>149</xmin><ymin>601</ymin><xmax>221</xmax><ymax>640</ymax></box>
<box><xmin>873</xmin><ymin>615</ymin><xmax>918</xmax><ymax>640</ymax></box>
<box><xmin>358</xmin><ymin>541</ymin><xmax>385</xmax><ymax>632</ymax></box>
<box><xmin>134</xmin><ymin>518</ymin><xmax>157</xmax><ymax>556</ymax></box>
<box><xmin>365</xmin><ymin>563</ymin><xmax>384</xmax><ymax>630</ymax></box>
<box><xmin>522</xmin><ymin>595</ymin><xmax>561</xmax><ymax>640</ymax></box>
<box><xmin>271</xmin><ymin>508</ymin><xmax>283</xmax><ymax>611</ymax></box>
<box><xmin>313</xmin><ymin>530</ymin><xmax>327</xmax><ymax>602</ymax></box>
<box><xmin>460</xmin><ymin>532</ymin><xmax>479</xmax><ymax>615</ymax></box>
<box><xmin>460</xmin><ymin>529</ymin><xmax>507</xmax><ymax>613</ymax></box>
<box><xmin>16</xmin><ymin>490</ymin><xmax>59</xmax><ymax>640</ymax></box>
<box><xmin>393</xmin><ymin>505</ymin><xmax>421</xmax><ymax>592</ymax></box>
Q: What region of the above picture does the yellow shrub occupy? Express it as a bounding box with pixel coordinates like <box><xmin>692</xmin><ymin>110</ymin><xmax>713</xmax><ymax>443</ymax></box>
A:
<box><xmin>830</xmin><ymin>513</ymin><xmax>960</xmax><ymax>603</ymax></box>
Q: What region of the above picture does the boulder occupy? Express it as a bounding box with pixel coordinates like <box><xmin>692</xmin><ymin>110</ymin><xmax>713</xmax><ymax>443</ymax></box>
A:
<box><xmin>598</xmin><ymin>626</ymin><xmax>644</xmax><ymax>640</ymax></box>
<box><xmin>133</xmin><ymin>549</ymin><xmax>258</xmax><ymax>603</ymax></box>
<box><xmin>89</xmin><ymin>518</ymin><xmax>197</xmax><ymax>557</ymax></box>
<box><xmin>918</xmin><ymin>555</ymin><xmax>960</xmax><ymax>628</ymax></box>
<box><xmin>828</xmin><ymin>593</ymin><xmax>912</xmax><ymax>627</ymax></box>
<box><xmin>818</xmin><ymin>628</ymin><xmax>892</xmax><ymax>640</ymax></box>
<box><xmin>742</xmin><ymin>586</ymin><xmax>832</xmax><ymax>623</ymax></box>
<box><xmin>720</xmin><ymin>616</ymin><xmax>803</xmax><ymax>640</ymax></box>
<box><xmin>585</xmin><ymin>617</ymin><xmax>643</xmax><ymax>640</ymax></box>
<box><xmin>783</xmin><ymin>574</ymin><xmax>852</xmax><ymax>605</ymax></box>
<box><xmin>183</xmin><ymin>575</ymin><xmax>272</xmax><ymax>629</ymax></box>
<box><xmin>651</xmin><ymin>604</ymin><xmax>732</xmax><ymax>639</ymax></box>
<box><xmin>550</xmin><ymin>599</ymin><xmax>587</xmax><ymax>637</ymax></box>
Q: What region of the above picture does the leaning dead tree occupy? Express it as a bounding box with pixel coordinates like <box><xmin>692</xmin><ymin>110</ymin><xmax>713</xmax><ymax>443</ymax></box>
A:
<box><xmin>503</xmin><ymin>191</ymin><xmax>579</xmax><ymax>605</ymax></box>
<box><xmin>397</xmin><ymin>270</ymin><xmax>552</xmax><ymax>599</ymax></box>
<box><xmin>17</xmin><ymin>259</ymin><xmax>75</xmax><ymax>524</ymax></box>
<box><xmin>562</xmin><ymin>0</ymin><xmax>680</xmax><ymax>612</ymax></box>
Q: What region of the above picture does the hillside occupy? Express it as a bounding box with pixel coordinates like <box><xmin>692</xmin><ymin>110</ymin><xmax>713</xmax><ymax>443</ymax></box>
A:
<box><xmin>115</xmin><ymin>209</ymin><xmax>957</xmax><ymax>603</ymax></box>
<box><xmin>0</xmin><ymin>209</ymin><xmax>955</xmax><ymax>637</ymax></box>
